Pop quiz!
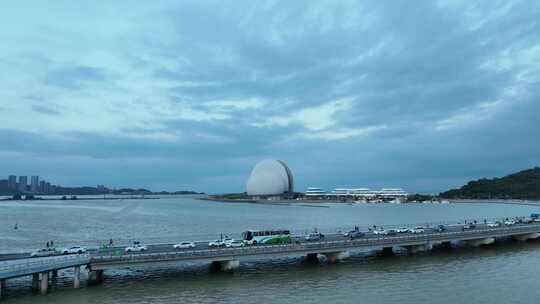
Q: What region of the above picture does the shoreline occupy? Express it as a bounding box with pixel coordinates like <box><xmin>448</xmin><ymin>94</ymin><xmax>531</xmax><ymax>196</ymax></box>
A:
<box><xmin>201</xmin><ymin>196</ymin><xmax>540</xmax><ymax>207</ymax></box>
<box><xmin>198</xmin><ymin>197</ymin><xmax>331</xmax><ymax>207</ymax></box>
<box><xmin>449</xmin><ymin>199</ymin><xmax>540</xmax><ymax>206</ymax></box>
<box><xmin>0</xmin><ymin>196</ymin><xmax>161</xmax><ymax>202</ymax></box>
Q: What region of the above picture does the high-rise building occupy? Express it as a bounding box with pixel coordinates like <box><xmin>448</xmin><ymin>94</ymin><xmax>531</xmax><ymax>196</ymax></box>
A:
<box><xmin>18</xmin><ymin>176</ymin><xmax>28</xmax><ymax>192</ymax></box>
<box><xmin>45</xmin><ymin>182</ymin><xmax>51</xmax><ymax>194</ymax></box>
<box><xmin>8</xmin><ymin>175</ymin><xmax>17</xmax><ymax>189</ymax></box>
<box><xmin>39</xmin><ymin>181</ymin><xmax>46</xmax><ymax>193</ymax></box>
<box><xmin>31</xmin><ymin>176</ymin><xmax>39</xmax><ymax>193</ymax></box>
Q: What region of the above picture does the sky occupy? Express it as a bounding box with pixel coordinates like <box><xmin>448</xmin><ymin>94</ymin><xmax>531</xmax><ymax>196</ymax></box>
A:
<box><xmin>1</xmin><ymin>0</ymin><xmax>539</xmax><ymax>194</ymax></box>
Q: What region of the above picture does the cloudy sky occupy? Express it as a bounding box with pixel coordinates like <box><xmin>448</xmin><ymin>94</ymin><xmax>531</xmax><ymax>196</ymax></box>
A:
<box><xmin>1</xmin><ymin>1</ymin><xmax>539</xmax><ymax>193</ymax></box>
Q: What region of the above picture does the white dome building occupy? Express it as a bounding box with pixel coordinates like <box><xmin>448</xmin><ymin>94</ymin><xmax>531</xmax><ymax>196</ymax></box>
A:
<box><xmin>246</xmin><ymin>159</ymin><xmax>294</xmax><ymax>196</ymax></box>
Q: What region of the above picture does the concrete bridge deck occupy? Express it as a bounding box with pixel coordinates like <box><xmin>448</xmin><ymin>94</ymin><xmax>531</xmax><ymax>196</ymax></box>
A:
<box><xmin>88</xmin><ymin>223</ymin><xmax>540</xmax><ymax>268</ymax></box>
<box><xmin>1</xmin><ymin>220</ymin><xmax>540</xmax><ymax>299</ymax></box>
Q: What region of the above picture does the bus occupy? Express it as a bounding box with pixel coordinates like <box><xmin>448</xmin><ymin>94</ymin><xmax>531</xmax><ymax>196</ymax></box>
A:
<box><xmin>242</xmin><ymin>229</ymin><xmax>291</xmax><ymax>245</ymax></box>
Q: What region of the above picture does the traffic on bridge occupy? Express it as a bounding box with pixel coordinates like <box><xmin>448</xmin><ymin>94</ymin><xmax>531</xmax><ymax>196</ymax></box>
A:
<box><xmin>1</xmin><ymin>213</ymin><xmax>540</xmax><ymax>299</ymax></box>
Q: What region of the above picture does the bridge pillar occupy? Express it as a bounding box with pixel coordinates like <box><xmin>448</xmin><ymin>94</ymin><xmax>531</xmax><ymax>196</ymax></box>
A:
<box><xmin>381</xmin><ymin>247</ymin><xmax>393</xmax><ymax>256</ymax></box>
<box><xmin>88</xmin><ymin>270</ymin><xmax>104</xmax><ymax>285</ymax></box>
<box><xmin>403</xmin><ymin>243</ymin><xmax>432</xmax><ymax>254</ymax></box>
<box><xmin>323</xmin><ymin>251</ymin><xmax>349</xmax><ymax>263</ymax></box>
<box><xmin>40</xmin><ymin>272</ymin><xmax>49</xmax><ymax>295</ymax></box>
<box><xmin>466</xmin><ymin>237</ymin><xmax>495</xmax><ymax>247</ymax></box>
<box><xmin>32</xmin><ymin>273</ymin><xmax>40</xmax><ymax>291</ymax></box>
<box><xmin>51</xmin><ymin>270</ymin><xmax>58</xmax><ymax>286</ymax></box>
<box><xmin>0</xmin><ymin>279</ymin><xmax>5</xmax><ymax>299</ymax></box>
<box><xmin>74</xmin><ymin>266</ymin><xmax>81</xmax><ymax>289</ymax></box>
<box><xmin>212</xmin><ymin>260</ymin><xmax>240</xmax><ymax>272</ymax></box>
<box><xmin>512</xmin><ymin>232</ymin><xmax>540</xmax><ymax>242</ymax></box>
<box><xmin>305</xmin><ymin>253</ymin><xmax>319</xmax><ymax>263</ymax></box>
<box><xmin>440</xmin><ymin>241</ymin><xmax>452</xmax><ymax>249</ymax></box>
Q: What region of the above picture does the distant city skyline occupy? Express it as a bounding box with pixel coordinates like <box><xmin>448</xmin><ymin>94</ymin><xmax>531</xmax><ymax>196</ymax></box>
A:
<box><xmin>3</xmin><ymin>175</ymin><xmax>57</xmax><ymax>194</ymax></box>
<box><xmin>1</xmin><ymin>2</ymin><xmax>540</xmax><ymax>193</ymax></box>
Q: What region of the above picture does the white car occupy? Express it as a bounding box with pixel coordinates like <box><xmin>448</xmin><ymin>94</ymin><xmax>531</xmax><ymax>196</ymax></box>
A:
<box><xmin>125</xmin><ymin>244</ymin><xmax>147</xmax><ymax>252</ymax></box>
<box><xmin>226</xmin><ymin>240</ymin><xmax>245</xmax><ymax>248</ymax></box>
<box><xmin>504</xmin><ymin>220</ymin><xmax>516</xmax><ymax>226</ymax></box>
<box><xmin>61</xmin><ymin>246</ymin><xmax>87</xmax><ymax>254</ymax></box>
<box><xmin>487</xmin><ymin>222</ymin><xmax>500</xmax><ymax>227</ymax></box>
<box><xmin>209</xmin><ymin>240</ymin><xmax>226</xmax><ymax>247</ymax></box>
<box><xmin>409</xmin><ymin>228</ymin><xmax>425</xmax><ymax>234</ymax></box>
<box><xmin>173</xmin><ymin>242</ymin><xmax>196</xmax><ymax>249</ymax></box>
<box><xmin>395</xmin><ymin>227</ymin><xmax>409</xmax><ymax>233</ymax></box>
<box><xmin>30</xmin><ymin>248</ymin><xmax>57</xmax><ymax>257</ymax></box>
<box><xmin>305</xmin><ymin>232</ymin><xmax>324</xmax><ymax>241</ymax></box>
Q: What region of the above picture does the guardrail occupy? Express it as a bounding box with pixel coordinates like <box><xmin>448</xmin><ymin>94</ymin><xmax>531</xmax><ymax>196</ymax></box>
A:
<box><xmin>3</xmin><ymin>216</ymin><xmax>532</xmax><ymax>255</ymax></box>
<box><xmin>0</xmin><ymin>255</ymin><xmax>90</xmax><ymax>280</ymax></box>
<box><xmin>2</xmin><ymin>224</ymin><xmax>539</xmax><ymax>278</ymax></box>
<box><xmin>90</xmin><ymin>224</ymin><xmax>540</xmax><ymax>265</ymax></box>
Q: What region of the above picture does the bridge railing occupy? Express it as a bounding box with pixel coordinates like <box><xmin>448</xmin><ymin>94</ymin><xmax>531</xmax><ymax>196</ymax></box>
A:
<box><xmin>4</xmin><ymin>215</ymin><xmax>533</xmax><ymax>255</ymax></box>
<box><xmin>89</xmin><ymin>223</ymin><xmax>540</xmax><ymax>264</ymax></box>
<box><xmin>0</xmin><ymin>254</ymin><xmax>90</xmax><ymax>274</ymax></box>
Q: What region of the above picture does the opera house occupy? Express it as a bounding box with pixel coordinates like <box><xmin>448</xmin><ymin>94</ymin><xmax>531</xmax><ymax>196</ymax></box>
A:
<box><xmin>246</xmin><ymin>159</ymin><xmax>294</xmax><ymax>197</ymax></box>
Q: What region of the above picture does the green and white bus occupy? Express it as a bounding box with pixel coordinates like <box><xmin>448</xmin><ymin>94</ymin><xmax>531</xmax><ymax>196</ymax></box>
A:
<box><xmin>242</xmin><ymin>229</ymin><xmax>291</xmax><ymax>245</ymax></box>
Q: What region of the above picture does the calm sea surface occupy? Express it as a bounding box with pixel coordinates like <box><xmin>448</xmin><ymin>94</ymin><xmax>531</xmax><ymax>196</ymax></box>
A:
<box><xmin>1</xmin><ymin>196</ymin><xmax>540</xmax><ymax>303</ymax></box>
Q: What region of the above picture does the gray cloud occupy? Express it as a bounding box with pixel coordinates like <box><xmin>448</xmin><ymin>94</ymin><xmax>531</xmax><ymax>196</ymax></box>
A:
<box><xmin>31</xmin><ymin>104</ymin><xmax>61</xmax><ymax>115</ymax></box>
<box><xmin>1</xmin><ymin>1</ymin><xmax>539</xmax><ymax>193</ymax></box>
<box><xmin>44</xmin><ymin>66</ymin><xmax>107</xmax><ymax>90</ymax></box>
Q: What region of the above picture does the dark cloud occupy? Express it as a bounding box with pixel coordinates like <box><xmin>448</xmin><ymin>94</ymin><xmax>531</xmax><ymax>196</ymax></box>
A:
<box><xmin>1</xmin><ymin>1</ymin><xmax>540</xmax><ymax>193</ymax></box>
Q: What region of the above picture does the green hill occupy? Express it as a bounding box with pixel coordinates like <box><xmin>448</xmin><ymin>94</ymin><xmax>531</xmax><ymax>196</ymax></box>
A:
<box><xmin>440</xmin><ymin>167</ymin><xmax>540</xmax><ymax>200</ymax></box>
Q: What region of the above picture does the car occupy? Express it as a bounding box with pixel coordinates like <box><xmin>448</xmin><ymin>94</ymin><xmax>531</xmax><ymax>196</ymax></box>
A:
<box><xmin>436</xmin><ymin>225</ymin><xmax>446</xmax><ymax>232</ymax></box>
<box><xmin>522</xmin><ymin>217</ymin><xmax>534</xmax><ymax>224</ymax></box>
<box><xmin>462</xmin><ymin>224</ymin><xmax>476</xmax><ymax>230</ymax></box>
<box><xmin>385</xmin><ymin>229</ymin><xmax>397</xmax><ymax>235</ymax></box>
<box><xmin>373</xmin><ymin>229</ymin><xmax>396</xmax><ymax>236</ymax></box>
<box><xmin>343</xmin><ymin>230</ymin><xmax>355</xmax><ymax>237</ymax></box>
<box><xmin>487</xmin><ymin>222</ymin><xmax>501</xmax><ymax>228</ymax></box>
<box><xmin>223</xmin><ymin>238</ymin><xmax>234</xmax><ymax>245</ymax></box>
<box><xmin>61</xmin><ymin>246</ymin><xmax>87</xmax><ymax>254</ymax></box>
<box><xmin>346</xmin><ymin>230</ymin><xmax>365</xmax><ymax>239</ymax></box>
<box><xmin>395</xmin><ymin>227</ymin><xmax>409</xmax><ymax>233</ymax></box>
<box><xmin>173</xmin><ymin>241</ymin><xmax>196</xmax><ymax>249</ymax></box>
<box><xmin>30</xmin><ymin>248</ymin><xmax>57</xmax><ymax>257</ymax></box>
<box><xmin>226</xmin><ymin>240</ymin><xmax>245</xmax><ymax>248</ymax></box>
<box><xmin>409</xmin><ymin>228</ymin><xmax>425</xmax><ymax>234</ymax></box>
<box><xmin>125</xmin><ymin>244</ymin><xmax>147</xmax><ymax>252</ymax></box>
<box><xmin>504</xmin><ymin>220</ymin><xmax>516</xmax><ymax>226</ymax></box>
<box><xmin>305</xmin><ymin>232</ymin><xmax>324</xmax><ymax>241</ymax></box>
<box><xmin>373</xmin><ymin>229</ymin><xmax>386</xmax><ymax>235</ymax></box>
<box><xmin>208</xmin><ymin>240</ymin><xmax>226</xmax><ymax>247</ymax></box>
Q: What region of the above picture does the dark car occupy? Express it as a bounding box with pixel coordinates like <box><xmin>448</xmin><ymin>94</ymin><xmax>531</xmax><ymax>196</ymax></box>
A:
<box><xmin>347</xmin><ymin>231</ymin><xmax>365</xmax><ymax>239</ymax></box>
<box><xmin>437</xmin><ymin>225</ymin><xmax>446</xmax><ymax>232</ymax></box>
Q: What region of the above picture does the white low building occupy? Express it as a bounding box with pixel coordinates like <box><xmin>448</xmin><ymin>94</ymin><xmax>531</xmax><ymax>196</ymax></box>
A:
<box><xmin>305</xmin><ymin>187</ymin><xmax>408</xmax><ymax>200</ymax></box>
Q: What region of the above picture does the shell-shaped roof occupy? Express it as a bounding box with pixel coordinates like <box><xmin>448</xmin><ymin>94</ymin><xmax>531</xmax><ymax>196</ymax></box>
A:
<box><xmin>246</xmin><ymin>159</ymin><xmax>294</xmax><ymax>195</ymax></box>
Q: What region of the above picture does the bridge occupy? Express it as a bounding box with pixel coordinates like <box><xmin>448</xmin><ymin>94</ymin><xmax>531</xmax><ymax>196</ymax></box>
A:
<box><xmin>1</xmin><ymin>219</ymin><xmax>540</xmax><ymax>299</ymax></box>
